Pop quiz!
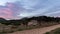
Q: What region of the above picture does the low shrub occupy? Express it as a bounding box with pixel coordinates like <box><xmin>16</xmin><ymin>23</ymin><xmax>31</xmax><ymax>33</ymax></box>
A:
<box><xmin>45</xmin><ymin>28</ymin><xmax>60</xmax><ymax>34</ymax></box>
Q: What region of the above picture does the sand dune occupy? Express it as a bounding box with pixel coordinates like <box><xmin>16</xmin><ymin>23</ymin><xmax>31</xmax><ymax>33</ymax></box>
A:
<box><xmin>10</xmin><ymin>24</ymin><xmax>60</xmax><ymax>34</ymax></box>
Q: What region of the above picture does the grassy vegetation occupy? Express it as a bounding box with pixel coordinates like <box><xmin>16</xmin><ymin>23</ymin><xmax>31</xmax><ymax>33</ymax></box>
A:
<box><xmin>45</xmin><ymin>28</ymin><xmax>60</xmax><ymax>34</ymax></box>
<box><xmin>0</xmin><ymin>22</ymin><xmax>59</xmax><ymax>34</ymax></box>
<box><xmin>0</xmin><ymin>16</ymin><xmax>60</xmax><ymax>33</ymax></box>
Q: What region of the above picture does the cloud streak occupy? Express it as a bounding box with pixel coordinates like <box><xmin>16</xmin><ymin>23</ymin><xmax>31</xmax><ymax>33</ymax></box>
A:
<box><xmin>0</xmin><ymin>0</ymin><xmax>60</xmax><ymax>19</ymax></box>
<box><xmin>0</xmin><ymin>1</ymin><xmax>24</xmax><ymax>19</ymax></box>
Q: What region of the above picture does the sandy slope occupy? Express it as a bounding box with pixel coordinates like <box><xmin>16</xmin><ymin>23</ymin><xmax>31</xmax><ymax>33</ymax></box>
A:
<box><xmin>10</xmin><ymin>24</ymin><xmax>60</xmax><ymax>34</ymax></box>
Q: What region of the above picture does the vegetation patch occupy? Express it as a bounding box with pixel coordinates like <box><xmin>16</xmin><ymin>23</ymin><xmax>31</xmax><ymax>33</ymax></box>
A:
<box><xmin>45</xmin><ymin>28</ymin><xmax>60</xmax><ymax>34</ymax></box>
<box><xmin>0</xmin><ymin>16</ymin><xmax>60</xmax><ymax>33</ymax></box>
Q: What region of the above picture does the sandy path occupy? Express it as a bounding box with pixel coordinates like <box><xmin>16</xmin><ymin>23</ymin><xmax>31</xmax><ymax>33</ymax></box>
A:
<box><xmin>10</xmin><ymin>24</ymin><xmax>60</xmax><ymax>34</ymax></box>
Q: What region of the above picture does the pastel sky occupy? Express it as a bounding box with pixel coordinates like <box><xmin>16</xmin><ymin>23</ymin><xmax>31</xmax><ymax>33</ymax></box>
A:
<box><xmin>0</xmin><ymin>0</ymin><xmax>60</xmax><ymax>19</ymax></box>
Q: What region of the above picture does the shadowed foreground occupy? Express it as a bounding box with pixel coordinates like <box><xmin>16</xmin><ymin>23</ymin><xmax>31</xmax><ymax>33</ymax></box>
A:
<box><xmin>10</xmin><ymin>24</ymin><xmax>60</xmax><ymax>34</ymax></box>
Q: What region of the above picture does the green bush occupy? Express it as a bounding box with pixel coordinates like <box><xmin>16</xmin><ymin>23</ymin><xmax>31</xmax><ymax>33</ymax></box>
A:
<box><xmin>45</xmin><ymin>28</ymin><xmax>60</xmax><ymax>34</ymax></box>
<box><xmin>53</xmin><ymin>28</ymin><xmax>60</xmax><ymax>34</ymax></box>
<box><xmin>45</xmin><ymin>32</ymin><xmax>50</xmax><ymax>34</ymax></box>
<box><xmin>0</xmin><ymin>32</ymin><xmax>7</xmax><ymax>34</ymax></box>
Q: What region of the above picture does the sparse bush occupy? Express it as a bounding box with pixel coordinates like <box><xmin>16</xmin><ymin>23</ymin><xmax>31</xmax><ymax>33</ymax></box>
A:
<box><xmin>0</xmin><ymin>16</ymin><xmax>60</xmax><ymax>34</ymax></box>
<box><xmin>45</xmin><ymin>28</ymin><xmax>60</xmax><ymax>34</ymax></box>
<box><xmin>45</xmin><ymin>32</ymin><xmax>50</xmax><ymax>34</ymax></box>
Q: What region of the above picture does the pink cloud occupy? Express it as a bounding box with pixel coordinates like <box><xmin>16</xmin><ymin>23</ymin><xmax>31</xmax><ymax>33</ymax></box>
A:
<box><xmin>0</xmin><ymin>2</ymin><xmax>22</xmax><ymax>19</ymax></box>
<box><xmin>0</xmin><ymin>2</ymin><xmax>16</xmax><ymax>19</ymax></box>
<box><xmin>0</xmin><ymin>8</ymin><xmax>13</xmax><ymax>19</ymax></box>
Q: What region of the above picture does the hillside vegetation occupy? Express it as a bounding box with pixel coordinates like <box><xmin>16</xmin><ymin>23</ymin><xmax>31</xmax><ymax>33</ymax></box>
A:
<box><xmin>0</xmin><ymin>16</ymin><xmax>60</xmax><ymax>33</ymax></box>
<box><xmin>0</xmin><ymin>16</ymin><xmax>60</xmax><ymax>26</ymax></box>
<box><xmin>45</xmin><ymin>28</ymin><xmax>60</xmax><ymax>34</ymax></box>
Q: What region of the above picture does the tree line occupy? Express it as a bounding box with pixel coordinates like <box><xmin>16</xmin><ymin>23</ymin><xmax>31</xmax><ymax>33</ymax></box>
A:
<box><xmin>0</xmin><ymin>16</ymin><xmax>60</xmax><ymax>26</ymax></box>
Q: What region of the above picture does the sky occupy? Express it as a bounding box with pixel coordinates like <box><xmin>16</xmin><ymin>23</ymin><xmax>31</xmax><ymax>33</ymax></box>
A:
<box><xmin>0</xmin><ymin>0</ymin><xmax>60</xmax><ymax>19</ymax></box>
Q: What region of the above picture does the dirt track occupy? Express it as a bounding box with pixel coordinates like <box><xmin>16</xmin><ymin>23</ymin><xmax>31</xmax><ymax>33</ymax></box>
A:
<box><xmin>10</xmin><ymin>24</ymin><xmax>60</xmax><ymax>34</ymax></box>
